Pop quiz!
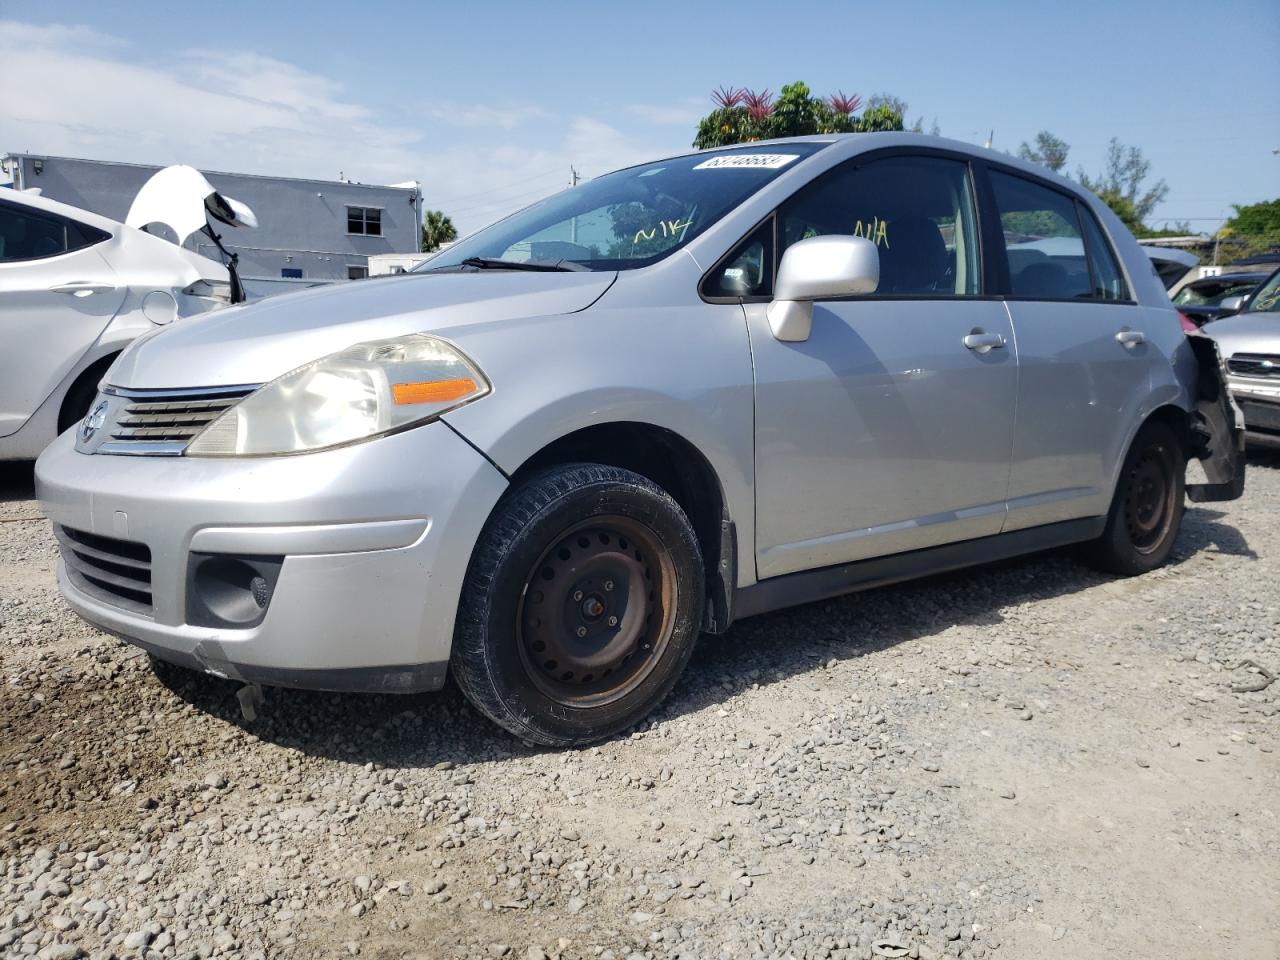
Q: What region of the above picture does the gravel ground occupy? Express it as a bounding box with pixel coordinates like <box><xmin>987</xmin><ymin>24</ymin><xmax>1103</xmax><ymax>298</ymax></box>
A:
<box><xmin>2</xmin><ymin>454</ymin><xmax>1278</xmax><ymax>960</ymax></box>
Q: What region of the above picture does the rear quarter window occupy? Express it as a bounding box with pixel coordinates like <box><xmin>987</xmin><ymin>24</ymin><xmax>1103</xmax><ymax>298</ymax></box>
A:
<box><xmin>0</xmin><ymin>201</ymin><xmax>110</xmax><ymax>262</ymax></box>
<box><xmin>989</xmin><ymin>170</ymin><xmax>1131</xmax><ymax>303</ymax></box>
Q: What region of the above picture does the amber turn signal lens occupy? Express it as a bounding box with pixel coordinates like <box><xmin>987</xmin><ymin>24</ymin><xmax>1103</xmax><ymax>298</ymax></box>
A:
<box><xmin>391</xmin><ymin>378</ymin><xmax>477</xmax><ymax>405</ymax></box>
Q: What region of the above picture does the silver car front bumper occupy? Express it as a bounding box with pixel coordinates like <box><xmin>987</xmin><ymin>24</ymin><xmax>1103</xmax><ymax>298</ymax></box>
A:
<box><xmin>1228</xmin><ymin>377</ymin><xmax>1280</xmax><ymax>448</ymax></box>
<box><xmin>35</xmin><ymin>423</ymin><xmax>508</xmax><ymax>692</ymax></box>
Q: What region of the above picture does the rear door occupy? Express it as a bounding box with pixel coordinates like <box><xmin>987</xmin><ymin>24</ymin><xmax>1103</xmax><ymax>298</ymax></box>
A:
<box><xmin>743</xmin><ymin>151</ymin><xmax>1018</xmax><ymax>578</ymax></box>
<box><xmin>0</xmin><ymin>198</ymin><xmax>124</xmax><ymax>437</ymax></box>
<box><xmin>985</xmin><ymin>167</ymin><xmax>1163</xmax><ymax>530</ymax></box>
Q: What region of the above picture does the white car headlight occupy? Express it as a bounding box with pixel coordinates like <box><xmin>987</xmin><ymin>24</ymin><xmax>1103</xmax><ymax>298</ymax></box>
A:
<box><xmin>185</xmin><ymin>334</ymin><xmax>490</xmax><ymax>457</ymax></box>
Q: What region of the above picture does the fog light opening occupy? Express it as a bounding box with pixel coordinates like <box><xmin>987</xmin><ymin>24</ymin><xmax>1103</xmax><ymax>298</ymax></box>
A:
<box><xmin>186</xmin><ymin>553</ymin><xmax>283</xmax><ymax>629</ymax></box>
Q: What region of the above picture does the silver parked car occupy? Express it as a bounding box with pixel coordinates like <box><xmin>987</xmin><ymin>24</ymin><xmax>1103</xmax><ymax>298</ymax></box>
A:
<box><xmin>1204</xmin><ymin>267</ymin><xmax>1280</xmax><ymax>448</ymax></box>
<box><xmin>35</xmin><ymin>134</ymin><xmax>1244</xmax><ymax>746</ymax></box>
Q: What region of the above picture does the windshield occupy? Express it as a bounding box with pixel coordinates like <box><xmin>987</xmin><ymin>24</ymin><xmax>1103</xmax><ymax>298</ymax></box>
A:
<box><xmin>1173</xmin><ymin>278</ymin><xmax>1260</xmax><ymax>306</ymax></box>
<box><xmin>421</xmin><ymin>144</ymin><xmax>827</xmax><ymax>272</ymax></box>
<box><xmin>1245</xmin><ymin>270</ymin><xmax>1280</xmax><ymax>313</ymax></box>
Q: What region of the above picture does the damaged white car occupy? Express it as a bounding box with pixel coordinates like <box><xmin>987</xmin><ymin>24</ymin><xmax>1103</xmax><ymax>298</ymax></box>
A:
<box><xmin>0</xmin><ymin>166</ymin><xmax>255</xmax><ymax>460</ymax></box>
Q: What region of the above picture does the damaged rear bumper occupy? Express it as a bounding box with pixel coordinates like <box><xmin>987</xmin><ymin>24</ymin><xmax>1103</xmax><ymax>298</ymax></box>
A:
<box><xmin>1186</xmin><ymin>334</ymin><xmax>1246</xmax><ymax>503</ymax></box>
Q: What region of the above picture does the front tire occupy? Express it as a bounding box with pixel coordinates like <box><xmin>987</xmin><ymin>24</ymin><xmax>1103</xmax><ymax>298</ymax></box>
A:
<box><xmin>1085</xmin><ymin>419</ymin><xmax>1185</xmax><ymax>576</ymax></box>
<box><xmin>451</xmin><ymin>463</ymin><xmax>704</xmax><ymax>747</ymax></box>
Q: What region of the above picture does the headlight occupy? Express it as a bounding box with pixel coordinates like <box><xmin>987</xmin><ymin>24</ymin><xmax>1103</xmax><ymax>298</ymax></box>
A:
<box><xmin>185</xmin><ymin>334</ymin><xmax>490</xmax><ymax>457</ymax></box>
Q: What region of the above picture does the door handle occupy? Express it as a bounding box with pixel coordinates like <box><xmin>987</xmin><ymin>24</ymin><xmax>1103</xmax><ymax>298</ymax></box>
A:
<box><xmin>963</xmin><ymin>330</ymin><xmax>1006</xmax><ymax>353</ymax></box>
<box><xmin>1116</xmin><ymin>329</ymin><xmax>1146</xmax><ymax>347</ymax></box>
<box><xmin>49</xmin><ymin>281</ymin><xmax>116</xmax><ymax>297</ymax></box>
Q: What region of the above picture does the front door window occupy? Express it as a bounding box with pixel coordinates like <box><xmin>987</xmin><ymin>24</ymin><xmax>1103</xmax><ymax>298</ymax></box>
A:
<box><xmin>778</xmin><ymin>154</ymin><xmax>982</xmax><ymax>296</ymax></box>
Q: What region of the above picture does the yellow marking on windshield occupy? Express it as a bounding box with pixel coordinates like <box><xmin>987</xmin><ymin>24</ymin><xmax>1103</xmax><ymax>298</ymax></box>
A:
<box><xmin>633</xmin><ymin>217</ymin><xmax>694</xmax><ymax>245</ymax></box>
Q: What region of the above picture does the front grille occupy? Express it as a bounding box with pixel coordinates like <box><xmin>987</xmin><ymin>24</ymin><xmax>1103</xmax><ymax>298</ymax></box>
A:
<box><xmin>97</xmin><ymin>385</ymin><xmax>256</xmax><ymax>456</ymax></box>
<box><xmin>1227</xmin><ymin>354</ymin><xmax>1280</xmax><ymax>379</ymax></box>
<box><xmin>109</xmin><ymin>389</ymin><xmax>254</xmax><ymax>442</ymax></box>
<box><xmin>55</xmin><ymin>525</ymin><xmax>153</xmax><ymax>616</ymax></box>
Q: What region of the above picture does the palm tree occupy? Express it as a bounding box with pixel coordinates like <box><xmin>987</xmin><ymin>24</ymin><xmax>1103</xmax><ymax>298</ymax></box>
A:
<box><xmin>422</xmin><ymin>210</ymin><xmax>458</xmax><ymax>253</ymax></box>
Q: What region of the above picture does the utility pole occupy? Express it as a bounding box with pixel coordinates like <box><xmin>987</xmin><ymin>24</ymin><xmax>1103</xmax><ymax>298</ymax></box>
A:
<box><xmin>569</xmin><ymin>166</ymin><xmax>581</xmax><ymax>244</ymax></box>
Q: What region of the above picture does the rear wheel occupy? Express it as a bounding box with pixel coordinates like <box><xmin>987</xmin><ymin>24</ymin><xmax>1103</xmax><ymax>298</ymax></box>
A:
<box><xmin>58</xmin><ymin>356</ymin><xmax>115</xmax><ymax>435</ymax></box>
<box><xmin>452</xmin><ymin>463</ymin><xmax>704</xmax><ymax>746</ymax></box>
<box><xmin>1085</xmin><ymin>419</ymin><xmax>1185</xmax><ymax>575</ymax></box>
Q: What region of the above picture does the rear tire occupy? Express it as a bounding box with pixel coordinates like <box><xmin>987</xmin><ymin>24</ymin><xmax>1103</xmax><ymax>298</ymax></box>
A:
<box><xmin>1084</xmin><ymin>419</ymin><xmax>1185</xmax><ymax>576</ymax></box>
<box><xmin>451</xmin><ymin>463</ymin><xmax>704</xmax><ymax>747</ymax></box>
<box><xmin>58</xmin><ymin>357</ymin><xmax>114</xmax><ymax>435</ymax></box>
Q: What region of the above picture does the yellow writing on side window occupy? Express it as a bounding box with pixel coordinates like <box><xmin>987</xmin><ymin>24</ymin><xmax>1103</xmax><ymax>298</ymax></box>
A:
<box><xmin>852</xmin><ymin>217</ymin><xmax>890</xmax><ymax>248</ymax></box>
<box><xmin>634</xmin><ymin>217</ymin><xmax>694</xmax><ymax>245</ymax></box>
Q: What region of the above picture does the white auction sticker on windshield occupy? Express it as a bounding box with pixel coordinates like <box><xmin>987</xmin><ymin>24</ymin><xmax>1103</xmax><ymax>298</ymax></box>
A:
<box><xmin>693</xmin><ymin>153</ymin><xmax>800</xmax><ymax>170</ymax></box>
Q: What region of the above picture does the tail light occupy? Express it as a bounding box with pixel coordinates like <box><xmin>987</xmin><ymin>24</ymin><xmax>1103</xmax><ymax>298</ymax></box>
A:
<box><xmin>1177</xmin><ymin>310</ymin><xmax>1198</xmax><ymax>334</ymax></box>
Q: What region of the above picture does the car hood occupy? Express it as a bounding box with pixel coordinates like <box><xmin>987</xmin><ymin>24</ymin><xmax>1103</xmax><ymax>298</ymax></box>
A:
<box><xmin>1142</xmin><ymin>245</ymin><xmax>1199</xmax><ymax>291</ymax></box>
<box><xmin>108</xmin><ymin>270</ymin><xmax>617</xmax><ymax>389</ymax></box>
<box><xmin>1202</xmin><ymin>311</ymin><xmax>1280</xmax><ymax>358</ymax></box>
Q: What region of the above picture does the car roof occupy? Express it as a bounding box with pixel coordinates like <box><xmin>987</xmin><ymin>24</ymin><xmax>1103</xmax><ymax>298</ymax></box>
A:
<box><xmin>0</xmin><ymin>185</ymin><xmax>121</xmax><ymax>233</ymax></box>
<box><xmin>641</xmin><ymin>133</ymin><xmax>1090</xmax><ymax>190</ymax></box>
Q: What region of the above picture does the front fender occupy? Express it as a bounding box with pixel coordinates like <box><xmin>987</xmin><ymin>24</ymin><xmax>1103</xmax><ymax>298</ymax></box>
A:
<box><xmin>441</xmin><ymin>300</ymin><xmax>758</xmax><ymax>586</ymax></box>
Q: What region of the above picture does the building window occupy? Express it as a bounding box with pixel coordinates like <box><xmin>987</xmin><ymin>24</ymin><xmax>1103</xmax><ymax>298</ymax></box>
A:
<box><xmin>347</xmin><ymin>206</ymin><xmax>382</xmax><ymax>236</ymax></box>
<box><xmin>281</xmin><ymin>267</ymin><xmax>303</xmax><ymax>279</ymax></box>
<box><xmin>347</xmin><ymin>265</ymin><xmax>369</xmax><ymax>280</ymax></box>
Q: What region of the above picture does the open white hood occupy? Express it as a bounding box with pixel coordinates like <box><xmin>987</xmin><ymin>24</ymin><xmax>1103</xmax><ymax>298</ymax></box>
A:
<box><xmin>125</xmin><ymin>165</ymin><xmax>257</xmax><ymax>244</ymax></box>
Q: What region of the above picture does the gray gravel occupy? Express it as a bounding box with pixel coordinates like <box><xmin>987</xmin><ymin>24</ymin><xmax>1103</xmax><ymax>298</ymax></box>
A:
<box><xmin>2</xmin><ymin>452</ymin><xmax>1278</xmax><ymax>960</ymax></box>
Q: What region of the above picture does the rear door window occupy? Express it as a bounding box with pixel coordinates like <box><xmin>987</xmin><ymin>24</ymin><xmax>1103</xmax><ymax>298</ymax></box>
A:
<box><xmin>1077</xmin><ymin>205</ymin><xmax>1130</xmax><ymax>301</ymax></box>
<box><xmin>989</xmin><ymin>171</ymin><xmax>1093</xmax><ymax>300</ymax></box>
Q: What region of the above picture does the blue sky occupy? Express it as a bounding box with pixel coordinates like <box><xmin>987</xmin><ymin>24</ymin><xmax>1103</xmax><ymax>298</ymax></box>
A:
<box><xmin>2</xmin><ymin>1</ymin><xmax>1277</xmax><ymax>235</ymax></box>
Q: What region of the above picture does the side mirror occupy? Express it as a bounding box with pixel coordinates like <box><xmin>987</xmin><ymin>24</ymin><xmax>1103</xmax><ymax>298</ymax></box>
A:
<box><xmin>1218</xmin><ymin>295</ymin><xmax>1245</xmax><ymax>314</ymax></box>
<box><xmin>766</xmin><ymin>235</ymin><xmax>880</xmax><ymax>341</ymax></box>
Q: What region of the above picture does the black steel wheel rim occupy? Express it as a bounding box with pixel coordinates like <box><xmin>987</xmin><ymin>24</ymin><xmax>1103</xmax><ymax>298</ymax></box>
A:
<box><xmin>516</xmin><ymin>515</ymin><xmax>676</xmax><ymax>707</ymax></box>
<box><xmin>1124</xmin><ymin>442</ymin><xmax>1176</xmax><ymax>554</ymax></box>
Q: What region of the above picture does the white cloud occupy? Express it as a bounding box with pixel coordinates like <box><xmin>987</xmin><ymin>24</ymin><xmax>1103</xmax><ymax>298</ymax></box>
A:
<box><xmin>628</xmin><ymin>99</ymin><xmax>707</xmax><ymax>127</ymax></box>
<box><xmin>186</xmin><ymin>52</ymin><xmax>372</xmax><ymax>124</ymax></box>
<box><xmin>0</xmin><ymin>20</ymin><xmax>418</xmax><ymax>181</ymax></box>
<box><xmin>415</xmin><ymin>117</ymin><xmax>681</xmax><ymax>235</ymax></box>
<box><xmin>0</xmin><ymin>20</ymin><xmax>125</xmax><ymax>51</ymax></box>
<box><xmin>0</xmin><ymin>20</ymin><xmax>687</xmax><ymax>234</ymax></box>
<box><xmin>427</xmin><ymin>102</ymin><xmax>550</xmax><ymax>130</ymax></box>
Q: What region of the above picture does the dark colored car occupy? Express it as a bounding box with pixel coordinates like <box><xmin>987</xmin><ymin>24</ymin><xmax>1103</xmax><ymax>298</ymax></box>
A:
<box><xmin>1173</xmin><ymin>272</ymin><xmax>1268</xmax><ymax>326</ymax></box>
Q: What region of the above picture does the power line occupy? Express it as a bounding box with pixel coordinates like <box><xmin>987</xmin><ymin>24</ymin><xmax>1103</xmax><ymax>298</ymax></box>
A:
<box><xmin>442</xmin><ymin>167</ymin><xmax>565</xmax><ymax>206</ymax></box>
<box><xmin>448</xmin><ymin>182</ymin><xmax>563</xmax><ymax>217</ymax></box>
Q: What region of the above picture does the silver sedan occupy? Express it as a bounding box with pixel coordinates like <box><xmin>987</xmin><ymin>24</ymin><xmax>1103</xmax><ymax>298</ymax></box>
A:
<box><xmin>36</xmin><ymin>134</ymin><xmax>1244</xmax><ymax>745</ymax></box>
<box><xmin>1203</xmin><ymin>267</ymin><xmax>1280</xmax><ymax>448</ymax></box>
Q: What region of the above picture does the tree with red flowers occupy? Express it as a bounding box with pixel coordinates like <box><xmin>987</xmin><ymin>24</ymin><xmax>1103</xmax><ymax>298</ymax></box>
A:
<box><xmin>693</xmin><ymin>81</ymin><xmax>902</xmax><ymax>149</ymax></box>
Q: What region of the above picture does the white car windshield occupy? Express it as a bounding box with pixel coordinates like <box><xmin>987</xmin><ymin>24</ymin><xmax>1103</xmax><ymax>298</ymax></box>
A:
<box><xmin>421</xmin><ymin>144</ymin><xmax>827</xmax><ymax>273</ymax></box>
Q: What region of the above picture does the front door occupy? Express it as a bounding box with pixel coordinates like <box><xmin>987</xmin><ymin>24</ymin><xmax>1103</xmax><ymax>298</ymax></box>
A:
<box><xmin>745</xmin><ymin>153</ymin><xmax>1018</xmax><ymax>579</ymax></box>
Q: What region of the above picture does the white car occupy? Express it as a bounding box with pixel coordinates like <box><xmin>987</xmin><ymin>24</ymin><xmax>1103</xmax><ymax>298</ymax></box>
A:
<box><xmin>0</xmin><ymin>169</ymin><xmax>252</xmax><ymax>460</ymax></box>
